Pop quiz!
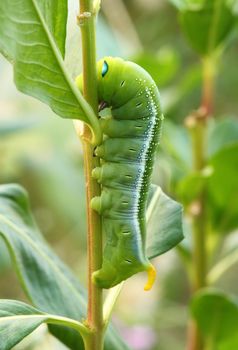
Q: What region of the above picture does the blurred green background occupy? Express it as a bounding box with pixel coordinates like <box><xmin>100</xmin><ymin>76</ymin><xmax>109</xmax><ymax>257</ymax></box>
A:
<box><xmin>1</xmin><ymin>0</ymin><xmax>238</xmax><ymax>349</ymax></box>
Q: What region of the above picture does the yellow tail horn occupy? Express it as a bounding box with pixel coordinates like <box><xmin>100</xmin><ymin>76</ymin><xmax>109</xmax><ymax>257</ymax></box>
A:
<box><xmin>144</xmin><ymin>264</ymin><xmax>156</xmax><ymax>291</ymax></box>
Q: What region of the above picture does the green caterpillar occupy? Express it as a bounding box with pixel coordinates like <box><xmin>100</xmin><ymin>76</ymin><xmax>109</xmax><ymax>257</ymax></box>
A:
<box><xmin>76</xmin><ymin>57</ymin><xmax>163</xmax><ymax>290</ymax></box>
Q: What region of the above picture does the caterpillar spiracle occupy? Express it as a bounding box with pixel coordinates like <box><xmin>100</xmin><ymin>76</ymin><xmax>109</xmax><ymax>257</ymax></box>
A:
<box><xmin>76</xmin><ymin>57</ymin><xmax>163</xmax><ymax>290</ymax></box>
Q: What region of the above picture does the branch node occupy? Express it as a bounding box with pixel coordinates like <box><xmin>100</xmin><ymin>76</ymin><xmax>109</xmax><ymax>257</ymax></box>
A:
<box><xmin>77</xmin><ymin>12</ymin><xmax>92</xmax><ymax>26</ymax></box>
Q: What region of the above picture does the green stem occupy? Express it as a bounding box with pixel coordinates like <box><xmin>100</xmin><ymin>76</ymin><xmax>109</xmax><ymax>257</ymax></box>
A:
<box><xmin>186</xmin><ymin>54</ymin><xmax>216</xmax><ymax>350</ymax></box>
<box><xmin>201</xmin><ymin>56</ymin><xmax>216</xmax><ymax>117</ymax></box>
<box><xmin>78</xmin><ymin>1</ymin><xmax>104</xmax><ymax>349</ymax></box>
<box><xmin>190</xmin><ymin>116</ymin><xmax>207</xmax><ymax>290</ymax></box>
<box><xmin>78</xmin><ymin>0</ymin><xmax>98</xmax><ymax>114</ymax></box>
<box><xmin>188</xmin><ymin>115</ymin><xmax>207</xmax><ymax>350</ymax></box>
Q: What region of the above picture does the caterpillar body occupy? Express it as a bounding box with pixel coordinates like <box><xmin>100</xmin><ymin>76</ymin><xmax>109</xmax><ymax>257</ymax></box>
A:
<box><xmin>76</xmin><ymin>57</ymin><xmax>163</xmax><ymax>290</ymax></box>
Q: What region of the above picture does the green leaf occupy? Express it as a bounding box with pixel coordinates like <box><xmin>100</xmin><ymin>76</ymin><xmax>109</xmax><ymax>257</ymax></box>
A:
<box><xmin>207</xmin><ymin>117</ymin><xmax>238</xmax><ymax>158</ymax></box>
<box><xmin>208</xmin><ymin>143</ymin><xmax>238</xmax><ymax>233</ymax></box>
<box><xmin>0</xmin><ymin>0</ymin><xmax>100</xmax><ymax>138</ymax></box>
<box><xmin>164</xmin><ymin>63</ymin><xmax>201</xmax><ymax>119</ymax></box>
<box><xmin>177</xmin><ymin>173</ymin><xmax>204</xmax><ymax>205</ymax></box>
<box><xmin>191</xmin><ymin>289</ymin><xmax>238</xmax><ymax>349</ymax></box>
<box><xmin>0</xmin><ymin>184</ymin><xmax>129</xmax><ymax>350</ymax></box>
<box><xmin>0</xmin><ymin>300</ymin><xmax>89</xmax><ymax>350</ymax></box>
<box><xmin>218</xmin><ymin>334</ymin><xmax>238</xmax><ymax>350</ymax></box>
<box><xmin>146</xmin><ymin>185</ymin><xmax>184</xmax><ymax>259</ymax></box>
<box><xmin>180</xmin><ymin>0</ymin><xmax>236</xmax><ymax>55</ymax></box>
<box><xmin>176</xmin><ymin>170</ymin><xmax>212</xmax><ymax>205</ymax></box>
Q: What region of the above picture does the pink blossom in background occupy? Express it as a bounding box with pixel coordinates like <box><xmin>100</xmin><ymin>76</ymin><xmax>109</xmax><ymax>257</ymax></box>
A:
<box><xmin>122</xmin><ymin>325</ymin><xmax>157</xmax><ymax>350</ymax></box>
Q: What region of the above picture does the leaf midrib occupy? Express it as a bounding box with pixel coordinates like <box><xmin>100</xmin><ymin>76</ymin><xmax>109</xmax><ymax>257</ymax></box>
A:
<box><xmin>30</xmin><ymin>0</ymin><xmax>96</xmax><ymax>125</ymax></box>
<box><xmin>0</xmin><ymin>313</ymin><xmax>86</xmax><ymax>333</ymax></box>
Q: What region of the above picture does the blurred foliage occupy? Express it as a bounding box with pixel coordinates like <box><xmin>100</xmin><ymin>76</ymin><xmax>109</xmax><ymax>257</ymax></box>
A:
<box><xmin>179</xmin><ymin>0</ymin><xmax>236</xmax><ymax>56</ymax></box>
<box><xmin>191</xmin><ymin>289</ymin><xmax>238</xmax><ymax>349</ymax></box>
<box><xmin>131</xmin><ymin>48</ymin><xmax>180</xmax><ymax>87</ymax></box>
<box><xmin>0</xmin><ymin>0</ymin><xmax>238</xmax><ymax>349</ymax></box>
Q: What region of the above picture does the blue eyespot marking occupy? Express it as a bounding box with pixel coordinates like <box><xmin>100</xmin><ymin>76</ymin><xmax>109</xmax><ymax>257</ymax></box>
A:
<box><xmin>102</xmin><ymin>60</ymin><xmax>109</xmax><ymax>77</ymax></box>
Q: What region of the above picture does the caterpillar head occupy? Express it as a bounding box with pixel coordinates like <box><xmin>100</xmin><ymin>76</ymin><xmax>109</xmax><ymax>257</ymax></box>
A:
<box><xmin>96</xmin><ymin>57</ymin><xmax>125</xmax><ymax>105</ymax></box>
<box><xmin>96</xmin><ymin>56</ymin><xmax>154</xmax><ymax>109</ymax></box>
<box><xmin>97</xmin><ymin>56</ymin><xmax>120</xmax><ymax>80</ymax></box>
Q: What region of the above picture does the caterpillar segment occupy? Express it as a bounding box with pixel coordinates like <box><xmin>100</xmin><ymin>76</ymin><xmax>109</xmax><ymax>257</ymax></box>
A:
<box><xmin>76</xmin><ymin>57</ymin><xmax>163</xmax><ymax>290</ymax></box>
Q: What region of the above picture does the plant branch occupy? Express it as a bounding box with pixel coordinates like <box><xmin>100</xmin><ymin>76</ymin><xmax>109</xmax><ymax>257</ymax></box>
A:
<box><xmin>76</xmin><ymin>1</ymin><xmax>104</xmax><ymax>349</ymax></box>
<box><xmin>46</xmin><ymin>315</ymin><xmax>91</xmax><ymax>336</ymax></box>
<box><xmin>185</xmin><ymin>50</ymin><xmax>219</xmax><ymax>350</ymax></box>
<box><xmin>201</xmin><ymin>56</ymin><xmax>216</xmax><ymax>117</ymax></box>
<box><xmin>185</xmin><ymin>112</ymin><xmax>207</xmax><ymax>350</ymax></box>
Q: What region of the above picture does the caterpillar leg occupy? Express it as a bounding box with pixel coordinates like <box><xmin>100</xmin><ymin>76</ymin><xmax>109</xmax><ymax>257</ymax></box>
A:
<box><xmin>90</xmin><ymin>196</ymin><xmax>102</xmax><ymax>214</ymax></box>
<box><xmin>90</xmin><ymin>194</ymin><xmax>111</xmax><ymax>214</ymax></box>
